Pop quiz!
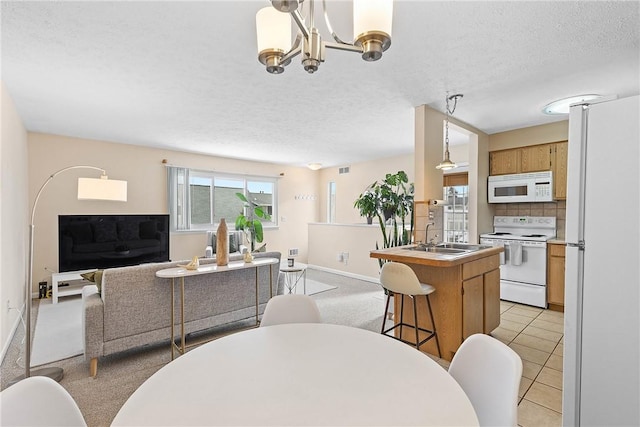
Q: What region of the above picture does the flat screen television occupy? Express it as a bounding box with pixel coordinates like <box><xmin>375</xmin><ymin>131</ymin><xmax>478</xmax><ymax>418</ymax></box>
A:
<box><xmin>58</xmin><ymin>214</ymin><xmax>170</xmax><ymax>272</ymax></box>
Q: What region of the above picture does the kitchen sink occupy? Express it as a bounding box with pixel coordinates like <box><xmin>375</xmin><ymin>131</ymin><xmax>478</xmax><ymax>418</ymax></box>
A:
<box><xmin>403</xmin><ymin>242</ymin><xmax>493</xmax><ymax>254</ymax></box>
<box><xmin>436</xmin><ymin>243</ymin><xmax>493</xmax><ymax>251</ymax></box>
<box><xmin>403</xmin><ymin>245</ymin><xmax>470</xmax><ymax>254</ymax></box>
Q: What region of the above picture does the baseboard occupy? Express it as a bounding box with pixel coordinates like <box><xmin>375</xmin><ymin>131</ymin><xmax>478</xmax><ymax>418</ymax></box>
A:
<box><xmin>306</xmin><ymin>264</ymin><xmax>379</xmax><ymax>284</ymax></box>
<box><xmin>1</xmin><ymin>301</ymin><xmax>25</xmax><ymax>366</ymax></box>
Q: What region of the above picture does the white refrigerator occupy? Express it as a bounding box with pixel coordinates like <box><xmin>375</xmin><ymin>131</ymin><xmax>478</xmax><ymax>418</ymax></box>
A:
<box><xmin>563</xmin><ymin>95</ymin><xmax>639</xmax><ymax>426</ymax></box>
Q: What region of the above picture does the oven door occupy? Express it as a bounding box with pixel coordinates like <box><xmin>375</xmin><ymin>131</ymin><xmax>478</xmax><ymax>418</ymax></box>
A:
<box><xmin>501</xmin><ymin>241</ymin><xmax>547</xmax><ymax>285</ymax></box>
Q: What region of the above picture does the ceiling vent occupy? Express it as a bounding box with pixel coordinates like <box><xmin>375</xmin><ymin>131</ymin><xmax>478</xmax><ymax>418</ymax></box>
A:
<box><xmin>339</xmin><ymin>166</ymin><xmax>350</xmax><ymax>174</ymax></box>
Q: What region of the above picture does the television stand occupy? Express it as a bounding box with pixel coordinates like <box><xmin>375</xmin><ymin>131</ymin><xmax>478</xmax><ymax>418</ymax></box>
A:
<box><xmin>51</xmin><ymin>269</ymin><xmax>96</xmax><ymax>304</ymax></box>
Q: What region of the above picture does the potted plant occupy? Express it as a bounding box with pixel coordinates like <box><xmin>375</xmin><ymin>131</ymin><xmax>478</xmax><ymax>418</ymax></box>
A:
<box><xmin>354</xmin><ymin>171</ymin><xmax>415</xmax><ymax>268</ymax></box>
<box><xmin>234</xmin><ymin>192</ymin><xmax>271</xmax><ymax>252</ymax></box>
<box><xmin>353</xmin><ymin>190</ymin><xmax>377</xmax><ymax>224</ymax></box>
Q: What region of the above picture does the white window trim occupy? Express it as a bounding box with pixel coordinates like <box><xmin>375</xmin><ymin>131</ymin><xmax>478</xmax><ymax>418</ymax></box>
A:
<box><xmin>168</xmin><ymin>166</ymin><xmax>278</xmax><ymax>232</ymax></box>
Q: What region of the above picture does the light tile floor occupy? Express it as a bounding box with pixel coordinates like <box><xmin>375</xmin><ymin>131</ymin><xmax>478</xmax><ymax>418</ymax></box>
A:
<box><xmin>428</xmin><ymin>301</ymin><xmax>564</xmax><ymax>426</ymax></box>
<box><xmin>496</xmin><ymin>301</ymin><xmax>564</xmax><ymax>427</ymax></box>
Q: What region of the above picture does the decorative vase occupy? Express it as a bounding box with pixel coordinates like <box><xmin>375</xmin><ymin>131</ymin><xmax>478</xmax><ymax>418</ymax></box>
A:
<box><xmin>216</xmin><ymin>218</ymin><xmax>229</xmax><ymax>266</ymax></box>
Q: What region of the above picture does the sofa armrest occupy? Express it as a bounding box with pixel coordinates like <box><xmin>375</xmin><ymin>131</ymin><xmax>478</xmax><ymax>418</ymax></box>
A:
<box><xmin>82</xmin><ymin>285</ymin><xmax>104</xmax><ymax>362</ymax></box>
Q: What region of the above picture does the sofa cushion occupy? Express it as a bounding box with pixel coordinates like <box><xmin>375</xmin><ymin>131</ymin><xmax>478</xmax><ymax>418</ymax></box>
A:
<box><xmin>68</xmin><ymin>223</ymin><xmax>93</xmax><ymax>244</ymax></box>
<box><xmin>81</xmin><ymin>270</ymin><xmax>104</xmax><ymax>293</ymax></box>
<box><xmin>117</xmin><ymin>221</ymin><xmax>140</xmax><ymax>241</ymax></box>
<box><xmin>93</xmin><ymin>222</ymin><xmax>118</xmax><ymax>243</ymax></box>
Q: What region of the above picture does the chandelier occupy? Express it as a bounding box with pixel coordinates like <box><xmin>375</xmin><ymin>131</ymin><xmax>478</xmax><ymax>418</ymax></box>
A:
<box><xmin>256</xmin><ymin>0</ymin><xmax>393</xmax><ymax>74</ymax></box>
<box><xmin>436</xmin><ymin>93</ymin><xmax>464</xmax><ymax>171</ymax></box>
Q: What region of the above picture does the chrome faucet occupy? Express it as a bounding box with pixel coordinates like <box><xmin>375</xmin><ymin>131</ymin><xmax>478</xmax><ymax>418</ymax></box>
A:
<box><xmin>425</xmin><ymin>222</ymin><xmax>435</xmax><ymax>246</ymax></box>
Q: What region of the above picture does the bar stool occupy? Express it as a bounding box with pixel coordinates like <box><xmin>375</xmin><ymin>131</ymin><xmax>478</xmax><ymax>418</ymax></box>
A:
<box><xmin>380</xmin><ymin>262</ymin><xmax>441</xmax><ymax>357</ymax></box>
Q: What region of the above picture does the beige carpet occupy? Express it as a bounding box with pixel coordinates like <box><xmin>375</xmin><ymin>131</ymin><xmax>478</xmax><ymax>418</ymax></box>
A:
<box><xmin>1</xmin><ymin>269</ymin><xmax>386</xmax><ymax>427</ymax></box>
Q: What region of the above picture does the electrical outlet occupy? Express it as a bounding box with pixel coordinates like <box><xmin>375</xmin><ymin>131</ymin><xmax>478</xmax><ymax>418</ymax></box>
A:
<box><xmin>6</xmin><ymin>300</ymin><xmax>10</xmax><ymax>313</ymax></box>
<box><xmin>288</xmin><ymin>248</ymin><xmax>299</xmax><ymax>257</ymax></box>
<box><xmin>336</xmin><ymin>252</ymin><xmax>343</xmax><ymax>262</ymax></box>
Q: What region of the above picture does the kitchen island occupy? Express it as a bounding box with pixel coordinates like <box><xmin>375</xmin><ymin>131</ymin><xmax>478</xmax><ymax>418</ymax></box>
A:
<box><xmin>371</xmin><ymin>244</ymin><xmax>503</xmax><ymax>361</ymax></box>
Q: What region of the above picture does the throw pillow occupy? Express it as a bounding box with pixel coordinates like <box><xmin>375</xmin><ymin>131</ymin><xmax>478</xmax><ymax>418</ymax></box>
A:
<box><xmin>229</xmin><ymin>233</ymin><xmax>238</xmax><ymax>253</ymax></box>
<box><xmin>117</xmin><ymin>221</ymin><xmax>140</xmax><ymax>241</ymax></box>
<box><xmin>67</xmin><ymin>222</ymin><xmax>93</xmax><ymax>244</ymax></box>
<box><xmin>81</xmin><ymin>270</ymin><xmax>104</xmax><ymax>293</ymax></box>
<box><xmin>139</xmin><ymin>220</ymin><xmax>157</xmax><ymax>239</ymax></box>
<box><xmin>93</xmin><ymin>221</ymin><xmax>118</xmax><ymax>243</ymax></box>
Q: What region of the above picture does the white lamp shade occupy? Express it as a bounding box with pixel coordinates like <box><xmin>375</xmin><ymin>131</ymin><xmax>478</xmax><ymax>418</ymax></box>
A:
<box><xmin>256</xmin><ymin>7</ymin><xmax>292</xmax><ymax>54</ymax></box>
<box><xmin>353</xmin><ymin>0</ymin><xmax>393</xmax><ymax>39</ymax></box>
<box><xmin>77</xmin><ymin>177</ymin><xmax>127</xmax><ymax>201</ymax></box>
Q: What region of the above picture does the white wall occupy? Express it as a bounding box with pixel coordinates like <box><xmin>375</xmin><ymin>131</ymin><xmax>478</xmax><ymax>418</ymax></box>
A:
<box><xmin>317</xmin><ymin>154</ymin><xmax>414</xmax><ymax>225</ymax></box>
<box><xmin>308</xmin><ymin>154</ymin><xmax>413</xmax><ymax>279</ymax></box>
<box><xmin>0</xmin><ymin>82</ymin><xmax>29</xmax><ymax>360</ymax></box>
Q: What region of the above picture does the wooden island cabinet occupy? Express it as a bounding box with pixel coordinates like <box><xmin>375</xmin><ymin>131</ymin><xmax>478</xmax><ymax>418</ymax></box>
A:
<box><xmin>371</xmin><ymin>245</ymin><xmax>503</xmax><ymax>361</ymax></box>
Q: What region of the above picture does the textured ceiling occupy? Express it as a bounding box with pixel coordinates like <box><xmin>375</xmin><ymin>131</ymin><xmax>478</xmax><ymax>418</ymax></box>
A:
<box><xmin>2</xmin><ymin>1</ymin><xmax>639</xmax><ymax>168</ymax></box>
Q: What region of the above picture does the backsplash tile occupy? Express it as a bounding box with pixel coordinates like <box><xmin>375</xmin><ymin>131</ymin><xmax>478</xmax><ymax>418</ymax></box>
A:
<box><xmin>492</xmin><ymin>202</ymin><xmax>566</xmax><ymax>239</ymax></box>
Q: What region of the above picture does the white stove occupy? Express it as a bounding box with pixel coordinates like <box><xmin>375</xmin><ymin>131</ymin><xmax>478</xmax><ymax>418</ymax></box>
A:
<box><xmin>480</xmin><ymin>216</ymin><xmax>556</xmax><ymax>308</ymax></box>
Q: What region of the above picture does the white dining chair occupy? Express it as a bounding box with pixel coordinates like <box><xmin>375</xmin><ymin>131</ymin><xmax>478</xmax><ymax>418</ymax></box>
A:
<box><xmin>260</xmin><ymin>294</ymin><xmax>322</xmax><ymax>327</ymax></box>
<box><xmin>448</xmin><ymin>333</ymin><xmax>523</xmax><ymax>427</ymax></box>
<box><xmin>0</xmin><ymin>376</ymin><xmax>87</xmax><ymax>426</ymax></box>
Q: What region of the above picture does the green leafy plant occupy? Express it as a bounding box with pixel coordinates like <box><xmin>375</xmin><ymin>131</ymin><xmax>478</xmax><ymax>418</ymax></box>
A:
<box><xmin>234</xmin><ymin>192</ymin><xmax>271</xmax><ymax>252</ymax></box>
<box><xmin>353</xmin><ymin>190</ymin><xmax>377</xmax><ymax>224</ymax></box>
<box><xmin>354</xmin><ymin>171</ymin><xmax>415</xmax><ymax>268</ymax></box>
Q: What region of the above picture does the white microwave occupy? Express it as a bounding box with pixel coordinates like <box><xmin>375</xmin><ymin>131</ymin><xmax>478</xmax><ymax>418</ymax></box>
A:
<box><xmin>488</xmin><ymin>171</ymin><xmax>553</xmax><ymax>203</ymax></box>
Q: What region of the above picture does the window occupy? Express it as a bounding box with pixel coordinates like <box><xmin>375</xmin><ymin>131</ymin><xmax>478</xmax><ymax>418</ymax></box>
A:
<box><xmin>328</xmin><ymin>181</ymin><xmax>336</xmax><ymax>223</ymax></box>
<box><xmin>443</xmin><ymin>173</ymin><xmax>469</xmax><ymax>243</ymax></box>
<box><xmin>168</xmin><ymin>166</ymin><xmax>277</xmax><ymax>231</ymax></box>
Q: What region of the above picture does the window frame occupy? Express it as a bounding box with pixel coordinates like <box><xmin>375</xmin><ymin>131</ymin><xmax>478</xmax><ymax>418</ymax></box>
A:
<box><xmin>168</xmin><ymin>166</ymin><xmax>278</xmax><ymax>232</ymax></box>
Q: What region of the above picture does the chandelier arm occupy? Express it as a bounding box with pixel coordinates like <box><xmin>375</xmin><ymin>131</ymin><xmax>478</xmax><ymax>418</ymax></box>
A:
<box><xmin>281</xmin><ymin>45</ymin><xmax>303</xmax><ymax>64</ymax></box>
<box><xmin>291</xmin><ymin>10</ymin><xmax>310</xmax><ymax>39</ymax></box>
<box><xmin>322</xmin><ymin>0</ymin><xmax>349</xmax><ymax>45</ymax></box>
<box><xmin>324</xmin><ymin>41</ymin><xmax>362</xmax><ymax>54</ymax></box>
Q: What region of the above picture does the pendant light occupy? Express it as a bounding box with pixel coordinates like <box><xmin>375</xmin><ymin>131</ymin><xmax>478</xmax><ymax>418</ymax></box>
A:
<box><xmin>436</xmin><ymin>93</ymin><xmax>463</xmax><ymax>171</ymax></box>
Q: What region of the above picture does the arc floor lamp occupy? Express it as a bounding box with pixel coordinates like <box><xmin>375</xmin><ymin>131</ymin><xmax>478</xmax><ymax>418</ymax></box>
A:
<box><xmin>9</xmin><ymin>166</ymin><xmax>127</xmax><ymax>386</ymax></box>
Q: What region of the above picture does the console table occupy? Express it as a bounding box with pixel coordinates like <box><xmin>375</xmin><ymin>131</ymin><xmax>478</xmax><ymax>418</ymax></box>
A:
<box><xmin>156</xmin><ymin>257</ymin><xmax>278</xmax><ymax>359</ymax></box>
<box><xmin>51</xmin><ymin>269</ymin><xmax>96</xmax><ymax>304</ymax></box>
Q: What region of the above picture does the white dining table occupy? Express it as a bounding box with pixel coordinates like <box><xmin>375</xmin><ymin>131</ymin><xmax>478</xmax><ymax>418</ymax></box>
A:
<box><xmin>112</xmin><ymin>323</ymin><xmax>478</xmax><ymax>426</ymax></box>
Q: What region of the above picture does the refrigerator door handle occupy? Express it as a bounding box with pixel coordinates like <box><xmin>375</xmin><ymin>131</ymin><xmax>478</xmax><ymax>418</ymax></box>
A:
<box><xmin>567</xmin><ymin>241</ymin><xmax>586</xmax><ymax>250</ymax></box>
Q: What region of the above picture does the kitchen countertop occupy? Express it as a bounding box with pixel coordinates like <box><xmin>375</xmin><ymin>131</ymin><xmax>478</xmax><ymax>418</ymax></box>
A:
<box><xmin>370</xmin><ymin>244</ymin><xmax>504</xmax><ymax>267</ymax></box>
<box><xmin>547</xmin><ymin>239</ymin><xmax>566</xmax><ymax>244</ymax></box>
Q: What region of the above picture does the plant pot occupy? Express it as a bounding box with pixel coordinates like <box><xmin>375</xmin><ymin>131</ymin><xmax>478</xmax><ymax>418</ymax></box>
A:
<box><xmin>366</xmin><ymin>216</ymin><xmax>373</xmax><ymax>225</ymax></box>
<box><xmin>383</xmin><ymin>208</ymin><xmax>394</xmax><ymax>221</ymax></box>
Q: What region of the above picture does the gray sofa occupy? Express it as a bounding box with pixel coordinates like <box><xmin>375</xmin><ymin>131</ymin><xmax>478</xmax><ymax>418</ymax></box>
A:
<box><xmin>82</xmin><ymin>251</ymin><xmax>282</xmax><ymax>376</ymax></box>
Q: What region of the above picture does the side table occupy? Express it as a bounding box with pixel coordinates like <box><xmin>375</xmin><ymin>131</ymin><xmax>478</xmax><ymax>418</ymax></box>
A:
<box><xmin>51</xmin><ymin>269</ymin><xmax>96</xmax><ymax>304</ymax></box>
<box><xmin>280</xmin><ymin>262</ymin><xmax>307</xmax><ymax>295</ymax></box>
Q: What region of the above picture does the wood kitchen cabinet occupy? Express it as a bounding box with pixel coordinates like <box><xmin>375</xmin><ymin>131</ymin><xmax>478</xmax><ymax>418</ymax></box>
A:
<box><xmin>551</xmin><ymin>141</ymin><xmax>568</xmax><ymax>200</ymax></box>
<box><xmin>489</xmin><ymin>140</ymin><xmax>568</xmax><ymax>199</ymax></box>
<box><xmin>547</xmin><ymin>242</ymin><xmax>566</xmax><ymax>312</ymax></box>
<box><xmin>490</xmin><ymin>150</ymin><xmax>520</xmax><ymax>175</ymax></box>
<box><xmin>520</xmin><ymin>144</ymin><xmax>553</xmax><ymax>172</ymax></box>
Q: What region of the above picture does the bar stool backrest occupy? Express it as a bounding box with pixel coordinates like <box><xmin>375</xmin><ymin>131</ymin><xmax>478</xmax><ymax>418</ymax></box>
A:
<box><xmin>380</xmin><ymin>262</ymin><xmax>423</xmax><ymax>296</ymax></box>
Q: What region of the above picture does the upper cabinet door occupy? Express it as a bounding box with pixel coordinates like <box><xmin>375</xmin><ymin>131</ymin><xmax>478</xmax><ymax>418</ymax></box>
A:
<box><xmin>489</xmin><ymin>150</ymin><xmax>520</xmax><ymax>175</ymax></box>
<box><xmin>552</xmin><ymin>141</ymin><xmax>568</xmax><ymax>200</ymax></box>
<box><xmin>520</xmin><ymin>144</ymin><xmax>553</xmax><ymax>172</ymax></box>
